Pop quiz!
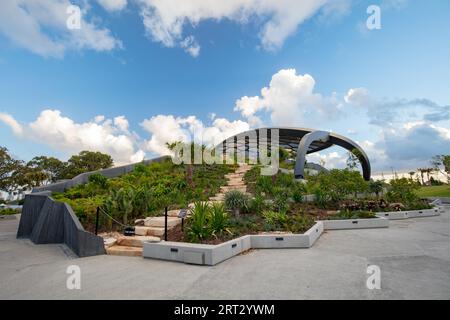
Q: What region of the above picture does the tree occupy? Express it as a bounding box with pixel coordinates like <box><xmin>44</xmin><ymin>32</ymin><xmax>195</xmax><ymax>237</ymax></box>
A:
<box><xmin>431</xmin><ymin>155</ymin><xmax>450</xmax><ymax>183</ymax></box>
<box><xmin>62</xmin><ymin>151</ymin><xmax>114</xmax><ymax>179</ymax></box>
<box><xmin>369</xmin><ymin>180</ymin><xmax>384</xmax><ymax>198</ymax></box>
<box><xmin>0</xmin><ymin>147</ymin><xmax>23</xmax><ymax>194</ymax></box>
<box><xmin>346</xmin><ymin>148</ymin><xmax>362</xmax><ymax>170</ymax></box>
<box><xmin>27</xmin><ymin>156</ymin><xmax>65</xmax><ymax>183</ymax></box>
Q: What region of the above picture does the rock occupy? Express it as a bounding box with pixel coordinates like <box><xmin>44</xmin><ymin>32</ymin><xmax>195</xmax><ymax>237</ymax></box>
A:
<box><xmin>135</xmin><ymin>219</ymin><xmax>145</xmax><ymax>226</ymax></box>
<box><xmin>135</xmin><ymin>226</ymin><xmax>151</xmax><ymax>236</ymax></box>
<box><xmin>103</xmin><ymin>237</ymin><xmax>117</xmax><ymax>248</ymax></box>
<box><xmin>117</xmin><ymin>236</ymin><xmax>160</xmax><ymax>247</ymax></box>
<box><xmin>106</xmin><ymin>245</ymin><xmax>143</xmax><ymax>257</ymax></box>
<box><xmin>144</xmin><ymin>216</ymin><xmax>181</xmax><ymax>228</ymax></box>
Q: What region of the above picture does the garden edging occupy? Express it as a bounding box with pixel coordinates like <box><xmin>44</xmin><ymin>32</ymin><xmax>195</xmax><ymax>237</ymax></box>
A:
<box><xmin>375</xmin><ymin>206</ymin><xmax>442</xmax><ymax>220</ymax></box>
<box><xmin>143</xmin><ymin>205</ymin><xmax>443</xmax><ymax>266</ymax></box>
<box><xmin>143</xmin><ymin>221</ymin><xmax>324</xmax><ymax>266</ymax></box>
<box><xmin>322</xmin><ymin>216</ymin><xmax>389</xmax><ymax>230</ymax></box>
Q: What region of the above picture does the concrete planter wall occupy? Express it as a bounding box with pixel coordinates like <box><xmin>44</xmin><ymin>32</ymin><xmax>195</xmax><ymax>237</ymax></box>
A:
<box><xmin>17</xmin><ymin>192</ymin><xmax>106</xmax><ymax>257</ymax></box>
<box><xmin>143</xmin><ymin>222</ymin><xmax>324</xmax><ymax>266</ymax></box>
<box><xmin>375</xmin><ymin>207</ymin><xmax>441</xmax><ymax>220</ymax></box>
<box><xmin>322</xmin><ymin>217</ymin><xmax>389</xmax><ymax>230</ymax></box>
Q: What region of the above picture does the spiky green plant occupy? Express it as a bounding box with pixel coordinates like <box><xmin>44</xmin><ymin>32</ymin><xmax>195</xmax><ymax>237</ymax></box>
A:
<box><xmin>224</xmin><ymin>190</ymin><xmax>249</xmax><ymax>218</ymax></box>
<box><xmin>209</xmin><ymin>202</ymin><xmax>231</xmax><ymax>237</ymax></box>
<box><xmin>187</xmin><ymin>201</ymin><xmax>211</xmax><ymax>242</ymax></box>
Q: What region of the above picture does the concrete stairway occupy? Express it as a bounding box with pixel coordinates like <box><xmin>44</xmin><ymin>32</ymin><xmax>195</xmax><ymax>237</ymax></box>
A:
<box><xmin>209</xmin><ymin>164</ymin><xmax>252</xmax><ymax>202</ymax></box>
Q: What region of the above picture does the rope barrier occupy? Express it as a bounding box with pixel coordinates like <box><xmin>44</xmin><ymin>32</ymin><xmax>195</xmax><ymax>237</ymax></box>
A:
<box><xmin>97</xmin><ymin>206</ymin><xmax>129</xmax><ymax>228</ymax></box>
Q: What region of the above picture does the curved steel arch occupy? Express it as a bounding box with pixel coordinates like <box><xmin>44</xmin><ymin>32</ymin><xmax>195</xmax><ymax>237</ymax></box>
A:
<box><xmin>217</xmin><ymin>127</ymin><xmax>371</xmax><ymax>181</ymax></box>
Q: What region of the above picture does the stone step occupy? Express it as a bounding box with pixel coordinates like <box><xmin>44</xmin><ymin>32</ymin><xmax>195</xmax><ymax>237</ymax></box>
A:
<box><xmin>144</xmin><ymin>216</ymin><xmax>182</xmax><ymax>228</ymax></box>
<box><xmin>116</xmin><ymin>236</ymin><xmax>160</xmax><ymax>248</ymax></box>
<box><xmin>220</xmin><ymin>186</ymin><xmax>247</xmax><ymax>192</ymax></box>
<box><xmin>225</xmin><ymin>173</ymin><xmax>245</xmax><ymax>179</ymax></box>
<box><xmin>135</xmin><ymin>226</ymin><xmax>166</xmax><ymax>237</ymax></box>
<box><xmin>227</xmin><ymin>180</ymin><xmax>245</xmax><ymax>186</ymax></box>
<box><xmin>106</xmin><ymin>245</ymin><xmax>143</xmax><ymax>257</ymax></box>
<box><xmin>210</xmin><ymin>196</ymin><xmax>225</xmax><ymax>202</ymax></box>
<box><xmin>103</xmin><ymin>237</ymin><xmax>117</xmax><ymax>249</ymax></box>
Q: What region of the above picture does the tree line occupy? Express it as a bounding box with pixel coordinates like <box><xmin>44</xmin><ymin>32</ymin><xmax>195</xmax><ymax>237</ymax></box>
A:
<box><xmin>0</xmin><ymin>147</ymin><xmax>113</xmax><ymax>197</ymax></box>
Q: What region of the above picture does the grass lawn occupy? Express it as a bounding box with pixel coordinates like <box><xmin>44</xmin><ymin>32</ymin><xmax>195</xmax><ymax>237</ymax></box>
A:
<box><xmin>417</xmin><ymin>185</ymin><xmax>450</xmax><ymax>197</ymax></box>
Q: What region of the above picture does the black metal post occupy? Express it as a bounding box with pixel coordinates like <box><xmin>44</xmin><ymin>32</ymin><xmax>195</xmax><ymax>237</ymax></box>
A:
<box><xmin>95</xmin><ymin>207</ymin><xmax>100</xmax><ymax>236</ymax></box>
<box><xmin>181</xmin><ymin>218</ymin><xmax>184</xmax><ymax>232</ymax></box>
<box><xmin>164</xmin><ymin>207</ymin><xmax>168</xmax><ymax>241</ymax></box>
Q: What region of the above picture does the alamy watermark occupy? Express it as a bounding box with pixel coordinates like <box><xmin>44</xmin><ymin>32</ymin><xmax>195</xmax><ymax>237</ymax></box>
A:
<box><xmin>66</xmin><ymin>265</ymin><xmax>81</xmax><ymax>290</ymax></box>
<box><xmin>66</xmin><ymin>5</ymin><xmax>81</xmax><ymax>30</ymax></box>
<box><xmin>367</xmin><ymin>5</ymin><xmax>382</xmax><ymax>30</ymax></box>
<box><xmin>170</xmin><ymin>128</ymin><xmax>280</xmax><ymax>176</ymax></box>
<box><xmin>366</xmin><ymin>265</ymin><xmax>381</xmax><ymax>290</ymax></box>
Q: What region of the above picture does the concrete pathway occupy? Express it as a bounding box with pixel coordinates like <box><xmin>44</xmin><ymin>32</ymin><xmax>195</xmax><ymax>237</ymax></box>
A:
<box><xmin>1</xmin><ymin>207</ymin><xmax>450</xmax><ymax>300</ymax></box>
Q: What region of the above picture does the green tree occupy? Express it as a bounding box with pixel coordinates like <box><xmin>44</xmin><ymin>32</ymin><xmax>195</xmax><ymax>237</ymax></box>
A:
<box><xmin>0</xmin><ymin>147</ymin><xmax>24</xmax><ymax>194</ymax></box>
<box><xmin>62</xmin><ymin>151</ymin><xmax>114</xmax><ymax>179</ymax></box>
<box><xmin>431</xmin><ymin>155</ymin><xmax>450</xmax><ymax>183</ymax></box>
<box><xmin>346</xmin><ymin>148</ymin><xmax>363</xmax><ymax>170</ymax></box>
<box><xmin>27</xmin><ymin>156</ymin><xmax>66</xmax><ymax>183</ymax></box>
<box><xmin>369</xmin><ymin>180</ymin><xmax>384</xmax><ymax>198</ymax></box>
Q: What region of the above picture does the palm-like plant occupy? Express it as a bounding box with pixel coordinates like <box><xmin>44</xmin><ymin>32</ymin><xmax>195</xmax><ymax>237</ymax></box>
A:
<box><xmin>224</xmin><ymin>190</ymin><xmax>249</xmax><ymax>218</ymax></box>
<box><xmin>187</xmin><ymin>201</ymin><xmax>211</xmax><ymax>242</ymax></box>
<box><xmin>209</xmin><ymin>202</ymin><xmax>230</xmax><ymax>236</ymax></box>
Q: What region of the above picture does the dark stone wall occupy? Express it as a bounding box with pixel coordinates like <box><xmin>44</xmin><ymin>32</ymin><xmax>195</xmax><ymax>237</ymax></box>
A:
<box><xmin>32</xmin><ymin>156</ymin><xmax>170</xmax><ymax>194</ymax></box>
<box><xmin>17</xmin><ymin>193</ymin><xmax>106</xmax><ymax>257</ymax></box>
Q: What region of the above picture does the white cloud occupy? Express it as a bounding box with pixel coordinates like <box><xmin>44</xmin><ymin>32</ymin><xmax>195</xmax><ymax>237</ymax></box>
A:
<box><xmin>97</xmin><ymin>0</ymin><xmax>128</xmax><ymax>12</ymax></box>
<box><xmin>0</xmin><ymin>0</ymin><xmax>122</xmax><ymax>58</ymax></box>
<box><xmin>114</xmin><ymin>115</ymin><xmax>130</xmax><ymax>133</ymax></box>
<box><xmin>1</xmin><ymin>110</ymin><xmax>144</xmax><ymax>165</ymax></box>
<box><xmin>234</xmin><ymin>68</ymin><xmax>341</xmax><ymax>127</ymax></box>
<box><xmin>0</xmin><ymin>112</ymin><xmax>24</xmax><ymax>135</ymax></box>
<box><xmin>141</xmin><ymin>114</ymin><xmax>249</xmax><ymax>156</ymax></box>
<box><xmin>344</xmin><ymin>87</ymin><xmax>371</xmax><ymax>106</ymax></box>
<box><xmin>136</xmin><ymin>0</ymin><xmax>335</xmax><ymax>56</ymax></box>
<box><xmin>179</xmin><ymin>35</ymin><xmax>200</xmax><ymax>57</ymax></box>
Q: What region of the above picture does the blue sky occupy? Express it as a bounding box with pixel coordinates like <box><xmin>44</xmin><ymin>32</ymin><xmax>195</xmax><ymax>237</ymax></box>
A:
<box><xmin>0</xmin><ymin>0</ymin><xmax>449</xmax><ymax>173</ymax></box>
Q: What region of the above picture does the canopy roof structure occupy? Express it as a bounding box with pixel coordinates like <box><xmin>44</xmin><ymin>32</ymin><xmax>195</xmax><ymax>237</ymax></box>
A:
<box><xmin>219</xmin><ymin>127</ymin><xmax>371</xmax><ymax>181</ymax></box>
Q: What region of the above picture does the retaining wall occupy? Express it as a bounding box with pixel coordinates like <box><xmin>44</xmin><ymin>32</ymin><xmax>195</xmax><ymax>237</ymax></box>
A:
<box><xmin>17</xmin><ymin>193</ymin><xmax>106</xmax><ymax>257</ymax></box>
<box><xmin>143</xmin><ymin>222</ymin><xmax>324</xmax><ymax>266</ymax></box>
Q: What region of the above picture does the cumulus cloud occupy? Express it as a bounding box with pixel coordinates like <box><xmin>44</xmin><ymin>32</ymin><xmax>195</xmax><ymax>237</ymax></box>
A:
<box><xmin>136</xmin><ymin>0</ymin><xmax>338</xmax><ymax>56</ymax></box>
<box><xmin>1</xmin><ymin>110</ymin><xmax>144</xmax><ymax>165</ymax></box>
<box><xmin>234</xmin><ymin>68</ymin><xmax>341</xmax><ymax>127</ymax></box>
<box><xmin>0</xmin><ymin>0</ymin><xmax>122</xmax><ymax>58</ymax></box>
<box><xmin>381</xmin><ymin>122</ymin><xmax>450</xmax><ymax>164</ymax></box>
<box><xmin>141</xmin><ymin>114</ymin><xmax>249</xmax><ymax>156</ymax></box>
<box><xmin>97</xmin><ymin>0</ymin><xmax>128</xmax><ymax>12</ymax></box>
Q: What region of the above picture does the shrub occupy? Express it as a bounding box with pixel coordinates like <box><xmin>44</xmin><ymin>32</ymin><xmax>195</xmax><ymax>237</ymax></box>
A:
<box><xmin>247</xmin><ymin>194</ymin><xmax>267</xmax><ymax>215</ymax></box>
<box><xmin>272</xmin><ymin>187</ymin><xmax>290</xmax><ymax>213</ymax></box>
<box><xmin>262</xmin><ymin>210</ymin><xmax>288</xmax><ymax>231</ymax></box>
<box><xmin>369</xmin><ymin>180</ymin><xmax>384</xmax><ymax>198</ymax></box>
<box><xmin>309</xmin><ymin>169</ymin><xmax>368</xmax><ymax>204</ymax></box>
<box><xmin>292</xmin><ymin>182</ymin><xmax>307</xmax><ymax>203</ymax></box>
<box><xmin>88</xmin><ymin>173</ymin><xmax>108</xmax><ymax>189</ymax></box>
<box><xmin>255</xmin><ymin>175</ymin><xmax>274</xmax><ymax>196</ymax></box>
<box><xmin>0</xmin><ymin>208</ymin><xmax>21</xmax><ymax>215</ymax></box>
<box><xmin>209</xmin><ymin>203</ymin><xmax>230</xmax><ymax>237</ymax></box>
<box><xmin>187</xmin><ymin>201</ymin><xmax>211</xmax><ymax>242</ymax></box>
<box><xmin>224</xmin><ymin>190</ymin><xmax>249</xmax><ymax>218</ymax></box>
<box><xmin>288</xmin><ymin>214</ymin><xmax>315</xmax><ymax>233</ymax></box>
<box><xmin>386</xmin><ymin>178</ymin><xmax>420</xmax><ymax>205</ymax></box>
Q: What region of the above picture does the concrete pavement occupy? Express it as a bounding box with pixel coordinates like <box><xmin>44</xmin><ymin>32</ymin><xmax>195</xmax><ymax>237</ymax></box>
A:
<box><xmin>1</xmin><ymin>207</ymin><xmax>450</xmax><ymax>300</ymax></box>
